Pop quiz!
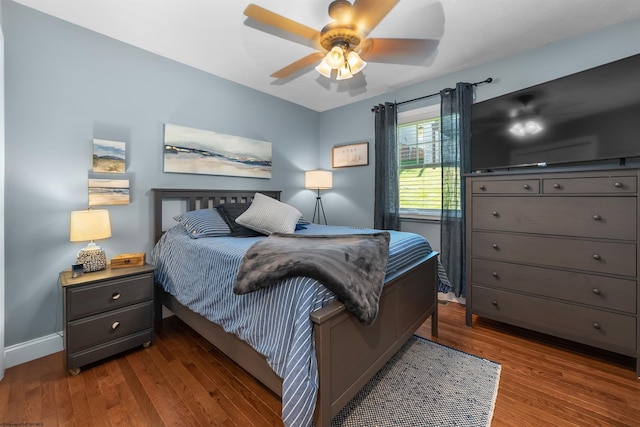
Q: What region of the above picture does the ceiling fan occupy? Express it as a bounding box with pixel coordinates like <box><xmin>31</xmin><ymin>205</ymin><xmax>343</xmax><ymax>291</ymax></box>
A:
<box><xmin>243</xmin><ymin>0</ymin><xmax>436</xmax><ymax>80</ymax></box>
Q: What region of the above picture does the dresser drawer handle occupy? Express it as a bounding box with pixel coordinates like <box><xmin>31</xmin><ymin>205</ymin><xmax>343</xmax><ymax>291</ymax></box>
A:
<box><xmin>111</xmin><ymin>321</ymin><xmax>120</xmax><ymax>330</ymax></box>
<box><xmin>523</xmin><ymin>184</ymin><xmax>530</xmax><ymax>190</ymax></box>
<box><xmin>492</xmin><ymin>243</ymin><xmax>499</xmax><ymax>250</ymax></box>
<box><xmin>613</xmin><ymin>182</ymin><xmax>623</xmax><ymax>188</ymax></box>
<box><xmin>593</xmin><ymin>322</ymin><xmax>601</xmax><ymax>330</ymax></box>
<box><xmin>553</xmin><ymin>183</ymin><xmax>561</xmax><ymax>189</ymax></box>
<box><xmin>593</xmin><ymin>254</ymin><xmax>601</xmax><ymax>261</ymax></box>
<box><xmin>492</xmin><ymin>211</ymin><xmax>499</xmax><ymax>217</ymax></box>
<box><xmin>479</xmin><ymin>185</ymin><xmax>486</xmax><ymax>191</ymax></box>
<box><xmin>112</xmin><ymin>292</ymin><xmax>121</xmax><ymax>300</ymax></box>
<box><xmin>592</xmin><ymin>214</ymin><xmax>602</xmax><ymax>221</ymax></box>
<box><xmin>492</xmin><ymin>300</ymin><xmax>498</xmax><ymax>306</ymax></box>
<box><xmin>592</xmin><ymin>288</ymin><xmax>601</xmax><ymax>295</ymax></box>
<box><xmin>492</xmin><ymin>271</ymin><xmax>499</xmax><ymax>278</ymax></box>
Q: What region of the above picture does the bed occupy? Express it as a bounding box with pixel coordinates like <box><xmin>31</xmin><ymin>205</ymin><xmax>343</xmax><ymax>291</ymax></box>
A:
<box><xmin>151</xmin><ymin>188</ymin><xmax>443</xmax><ymax>427</ymax></box>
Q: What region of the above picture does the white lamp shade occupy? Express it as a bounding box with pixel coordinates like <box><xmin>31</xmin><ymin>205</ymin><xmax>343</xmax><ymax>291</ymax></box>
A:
<box><xmin>305</xmin><ymin>170</ymin><xmax>333</xmax><ymax>190</ymax></box>
<box><xmin>70</xmin><ymin>209</ymin><xmax>112</xmax><ymax>242</ymax></box>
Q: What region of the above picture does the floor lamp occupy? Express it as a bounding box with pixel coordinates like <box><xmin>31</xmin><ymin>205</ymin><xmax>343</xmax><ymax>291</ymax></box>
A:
<box><xmin>305</xmin><ymin>170</ymin><xmax>333</xmax><ymax>225</ymax></box>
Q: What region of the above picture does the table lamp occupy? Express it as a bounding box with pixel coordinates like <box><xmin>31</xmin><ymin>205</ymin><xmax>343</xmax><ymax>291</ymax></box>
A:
<box><xmin>70</xmin><ymin>209</ymin><xmax>111</xmax><ymax>272</ymax></box>
<box><xmin>305</xmin><ymin>170</ymin><xmax>333</xmax><ymax>225</ymax></box>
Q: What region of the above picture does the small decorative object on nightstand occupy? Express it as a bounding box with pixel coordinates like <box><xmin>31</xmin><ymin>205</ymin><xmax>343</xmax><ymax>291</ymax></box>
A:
<box><xmin>60</xmin><ymin>264</ymin><xmax>155</xmax><ymax>376</ymax></box>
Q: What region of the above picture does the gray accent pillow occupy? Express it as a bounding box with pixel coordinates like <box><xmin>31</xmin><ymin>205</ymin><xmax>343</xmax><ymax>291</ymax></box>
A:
<box><xmin>173</xmin><ymin>208</ymin><xmax>230</xmax><ymax>239</ymax></box>
<box><xmin>235</xmin><ymin>192</ymin><xmax>302</xmax><ymax>235</ymax></box>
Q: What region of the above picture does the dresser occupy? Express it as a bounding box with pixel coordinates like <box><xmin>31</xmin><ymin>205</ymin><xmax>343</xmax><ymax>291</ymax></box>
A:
<box><xmin>465</xmin><ymin>168</ymin><xmax>639</xmax><ymax>376</ymax></box>
<box><xmin>60</xmin><ymin>264</ymin><xmax>155</xmax><ymax>375</ymax></box>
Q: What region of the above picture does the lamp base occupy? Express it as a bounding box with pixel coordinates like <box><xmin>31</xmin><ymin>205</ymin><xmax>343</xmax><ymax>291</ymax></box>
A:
<box><xmin>76</xmin><ymin>246</ymin><xmax>107</xmax><ymax>272</ymax></box>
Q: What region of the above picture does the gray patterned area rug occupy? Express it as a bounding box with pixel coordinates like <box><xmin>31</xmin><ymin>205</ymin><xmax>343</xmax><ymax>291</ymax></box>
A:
<box><xmin>331</xmin><ymin>335</ymin><xmax>501</xmax><ymax>427</ymax></box>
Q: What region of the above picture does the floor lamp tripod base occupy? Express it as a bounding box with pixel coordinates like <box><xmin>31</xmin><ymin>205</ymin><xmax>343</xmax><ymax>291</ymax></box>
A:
<box><xmin>312</xmin><ymin>190</ymin><xmax>328</xmax><ymax>225</ymax></box>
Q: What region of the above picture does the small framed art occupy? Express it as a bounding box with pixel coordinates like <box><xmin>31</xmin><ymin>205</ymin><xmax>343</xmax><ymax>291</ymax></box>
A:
<box><xmin>332</xmin><ymin>142</ymin><xmax>369</xmax><ymax>168</ymax></box>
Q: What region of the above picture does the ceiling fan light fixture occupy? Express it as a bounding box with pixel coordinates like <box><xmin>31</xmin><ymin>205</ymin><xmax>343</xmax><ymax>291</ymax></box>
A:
<box><xmin>346</xmin><ymin>50</ymin><xmax>366</xmax><ymax>74</ymax></box>
<box><xmin>325</xmin><ymin>45</ymin><xmax>345</xmax><ymax>69</ymax></box>
<box><xmin>336</xmin><ymin>64</ymin><xmax>353</xmax><ymax>80</ymax></box>
<box><xmin>315</xmin><ymin>58</ymin><xmax>333</xmax><ymax>78</ymax></box>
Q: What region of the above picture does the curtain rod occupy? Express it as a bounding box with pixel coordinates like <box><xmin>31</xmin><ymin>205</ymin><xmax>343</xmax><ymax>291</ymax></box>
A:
<box><xmin>371</xmin><ymin>77</ymin><xmax>493</xmax><ymax>111</ymax></box>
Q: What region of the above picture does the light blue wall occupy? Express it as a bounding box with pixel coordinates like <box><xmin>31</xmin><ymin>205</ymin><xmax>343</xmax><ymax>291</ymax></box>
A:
<box><xmin>3</xmin><ymin>1</ymin><xmax>320</xmax><ymax>347</ymax></box>
<box><xmin>317</xmin><ymin>17</ymin><xmax>640</xmax><ymax>236</ymax></box>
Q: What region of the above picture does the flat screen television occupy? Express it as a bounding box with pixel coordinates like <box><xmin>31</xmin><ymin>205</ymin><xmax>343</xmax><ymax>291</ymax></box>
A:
<box><xmin>470</xmin><ymin>53</ymin><xmax>640</xmax><ymax>172</ymax></box>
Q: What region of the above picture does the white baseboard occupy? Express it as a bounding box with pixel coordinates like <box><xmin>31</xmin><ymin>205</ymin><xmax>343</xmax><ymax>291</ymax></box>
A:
<box><xmin>4</xmin><ymin>332</ymin><xmax>64</xmax><ymax>369</ymax></box>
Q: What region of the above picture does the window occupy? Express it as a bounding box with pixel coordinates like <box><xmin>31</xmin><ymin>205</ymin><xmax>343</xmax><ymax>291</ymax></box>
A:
<box><xmin>398</xmin><ymin>105</ymin><xmax>442</xmax><ymax>218</ymax></box>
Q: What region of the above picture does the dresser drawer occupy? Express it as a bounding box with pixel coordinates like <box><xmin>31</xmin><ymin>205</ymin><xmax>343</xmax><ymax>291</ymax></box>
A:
<box><xmin>66</xmin><ymin>301</ymin><xmax>153</xmax><ymax>352</ymax></box>
<box><xmin>543</xmin><ymin>175</ymin><xmax>637</xmax><ymax>194</ymax></box>
<box><xmin>472</xmin><ymin>285</ymin><xmax>636</xmax><ymax>353</ymax></box>
<box><xmin>472</xmin><ymin>179</ymin><xmax>539</xmax><ymax>194</ymax></box>
<box><xmin>66</xmin><ymin>273</ymin><xmax>154</xmax><ymax>320</ymax></box>
<box><xmin>67</xmin><ymin>330</ymin><xmax>153</xmax><ymax>370</ymax></box>
<box><xmin>472</xmin><ymin>232</ymin><xmax>636</xmax><ymax>276</ymax></box>
<box><xmin>472</xmin><ymin>259</ymin><xmax>637</xmax><ymax>313</ymax></box>
<box><xmin>472</xmin><ymin>196</ymin><xmax>636</xmax><ymax>240</ymax></box>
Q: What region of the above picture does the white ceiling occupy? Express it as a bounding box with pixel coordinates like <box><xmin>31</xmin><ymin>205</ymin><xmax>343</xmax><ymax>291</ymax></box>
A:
<box><xmin>14</xmin><ymin>0</ymin><xmax>640</xmax><ymax>112</ymax></box>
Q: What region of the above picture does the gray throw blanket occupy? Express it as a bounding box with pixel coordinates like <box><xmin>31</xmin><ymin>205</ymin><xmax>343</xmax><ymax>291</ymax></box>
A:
<box><xmin>234</xmin><ymin>232</ymin><xmax>391</xmax><ymax>325</ymax></box>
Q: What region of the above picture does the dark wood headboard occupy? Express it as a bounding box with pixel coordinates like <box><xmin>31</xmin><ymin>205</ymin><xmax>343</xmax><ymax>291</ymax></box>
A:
<box><xmin>151</xmin><ymin>188</ymin><xmax>282</xmax><ymax>244</ymax></box>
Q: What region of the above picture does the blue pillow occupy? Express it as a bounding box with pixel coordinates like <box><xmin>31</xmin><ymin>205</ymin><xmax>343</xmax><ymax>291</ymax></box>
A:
<box><xmin>173</xmin><ymin>209</ymin><xmax>231</xmax><ymax>239</ymax></box>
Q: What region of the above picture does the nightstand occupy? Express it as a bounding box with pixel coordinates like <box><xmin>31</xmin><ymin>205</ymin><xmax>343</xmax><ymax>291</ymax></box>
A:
<box><xmin>59</xmin><ymin>264</ymin><xmax>155</xmax><ymax>375</ymax></box>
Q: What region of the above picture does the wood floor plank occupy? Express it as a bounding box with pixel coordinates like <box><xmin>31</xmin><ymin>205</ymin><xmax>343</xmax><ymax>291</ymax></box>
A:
<box><xmin>1</xmin><ymin>302</ymin><xmax>638</xmax><ymax>426</ymax></box>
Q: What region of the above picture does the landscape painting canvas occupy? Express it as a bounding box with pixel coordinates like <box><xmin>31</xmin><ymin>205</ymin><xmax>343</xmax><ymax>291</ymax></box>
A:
<box><xmin>88</xmin><ymin>179</ymin><xmax>130</xmax><ymax>206</ymax></box>
<box><xmin>163</xmin><ymin>124</ymin><xmax>272</xmax><ymax>179</ymax></box>
<box><xmin>92</xmin><ymin>139</ymin><xmax>126</xmax><ymax>173</ymax></box>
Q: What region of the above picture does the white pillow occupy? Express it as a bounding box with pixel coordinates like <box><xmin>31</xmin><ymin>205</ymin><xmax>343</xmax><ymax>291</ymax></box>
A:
<box><xmin>236</xmin><ymin>192</ymin><xmax>302</xmax><ymax>235</ymax></box>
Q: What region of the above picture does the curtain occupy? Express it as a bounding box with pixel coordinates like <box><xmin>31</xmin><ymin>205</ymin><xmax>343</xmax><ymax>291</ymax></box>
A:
<box><xmin>440</xmin><ymin>83</ymin><xmax>473</xmax><ymax>297</ymax></box>
<box><xmin>373</xmin><ymin>102</ymin><xmax>399</xmax><ymax>231</ymax></box>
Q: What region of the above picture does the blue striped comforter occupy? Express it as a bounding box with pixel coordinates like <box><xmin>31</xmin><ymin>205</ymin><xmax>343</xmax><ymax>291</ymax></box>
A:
<box><xmin>151</xmin><ymin>223</ymin><xmax>449</xmax><ymax>427</ymax></box>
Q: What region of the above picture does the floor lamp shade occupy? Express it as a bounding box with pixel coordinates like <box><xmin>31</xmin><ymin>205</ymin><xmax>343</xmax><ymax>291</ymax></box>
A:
<box><xmin>70</xmin><ymin>209</ymin><xmax>111</xmax><ymax>272</ymax></box>
<box><xmin>305</xmin><ymin>170</ymin><xmax>333</xmax><ymax>190</ymax></box>
<box><xmin>305</xmin><ymin>170</ymin><xmax>332</xmax><ymax>224</ymax></box>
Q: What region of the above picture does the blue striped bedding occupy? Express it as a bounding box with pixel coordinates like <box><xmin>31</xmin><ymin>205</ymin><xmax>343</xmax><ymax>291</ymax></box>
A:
<box><xmin>151</xmin><ymin>223</ymin><xmax>449</xmax><ymax>427</ymax></box>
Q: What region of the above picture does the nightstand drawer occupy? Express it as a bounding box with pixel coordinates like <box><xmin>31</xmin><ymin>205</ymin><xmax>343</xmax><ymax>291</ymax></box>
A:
<box><xmin>66</xmin><ymin>273</ymin><xmax>153</xmax><ymax>320</ymax></box>
<box><xmin>472</xmin><ymin>285</ymin><xmax>636</xmax><ymax>354</ymax></box>
<box><xmin>66</xmin><ymin>301</ymin><xmax>153</xmax><ymax>352</ymax></box>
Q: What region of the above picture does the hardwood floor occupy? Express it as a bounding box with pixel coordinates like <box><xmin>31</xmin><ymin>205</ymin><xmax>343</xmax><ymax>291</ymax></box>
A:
<box><xmin>1</xmin><ymin>302</ymin><xmax>638</xmax><ymax>426</ymax></box>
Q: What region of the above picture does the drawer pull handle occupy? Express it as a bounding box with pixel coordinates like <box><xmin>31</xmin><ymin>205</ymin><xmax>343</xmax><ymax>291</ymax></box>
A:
<box><xmin>613</xmin><ymin>182</ymin><xmax>623</xmax><ymax>188</ymax></box>
<box><xmin>593</xmin><ymin>322</ymin><xmax>601</xmax><ymax>330</ymax></box>
<box><xmin>593</xmin><ymin>254</ymin><xmax>601</xmax><ymax>261</ymax></box>
<box><xmin>492</xmin><ymin>300</ymin><xmax>498</xmax><ymax>306</ymax></box>
<box><xmin>592</xmin><ymin>288</ymin><xmax>601</xmax><ymax>295</ymax></box>
<box><xmin>553</xmin><ymin>183</ymin><xmax>561</xmax><ymax>189</ymax></box>
<box><xmin>523</xmin><ymin>184</ymin><xmax>530</xmax><ymax>190</ymax></box>
<box><xmin>111</xmin><ymin>321</ymin><xmax>120</xmax><ymax>330</ymax></box>
<box><xmin>593</xmin><ymin>214</ymin><xmax>602</xmax><ymax>221</ymax></box>
<box><xmin>492</xmin><ymin>211</ymin><xmax>499</xmax><ymax>217</ymax></box>
<box><xmin>112</xmin><ymin>292</ymin><xmax>121</xmax><ymax>300</ymax></box>
<box><xmin>492</xmin><ymin>271</ymin><xmax>499</xmax><ymax>278</ymax></box>
<box><xmin>492</xmin><ymin>243</ymin><xmax>499</xmax><ymax>250</ymax></box>
<box><xmin>479</xmin><ymin>185</ymin><xmax>486</xmax><ymax>191</ymax></box>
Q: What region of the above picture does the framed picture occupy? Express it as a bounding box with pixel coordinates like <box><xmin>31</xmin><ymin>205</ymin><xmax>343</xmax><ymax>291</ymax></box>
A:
<box><xmin>332</xmin><ymin>142</ymin><xmax>369</xmax><ymax>168</ymax></box>
<box><xmin>163</xmin><ymin>124</ymin><xmax>272</xmax><ymax>179</ymax></box>
<box><xmin>88</xmin><ymin>179</ymin><xmax>130</xmax><ymax>206</ymax></box>
<box><xmin>92</xmin><ymin>139</ymin><xmax>126</xmax><ymax>173</ymax></box>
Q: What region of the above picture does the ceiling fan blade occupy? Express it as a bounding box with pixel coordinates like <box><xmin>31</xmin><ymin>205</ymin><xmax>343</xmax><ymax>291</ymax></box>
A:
<box><xmin>244</xmin><ymin>4</ymin><xmax>321</xmax><ymax>47</ymax></box>
<box><xmin>351</xmin><ymin>0</ymin><xmax>399</xmax><ymax>37</ymax></box>
<box><xmin>360</xmin><ymin>38</ymin><xmax>437</xmax><ymax>64</ymax></box>
<box><xmin>271</xmin><ymin>52</ymin><xmax>325</xmax><ymax>79</ymax></box>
